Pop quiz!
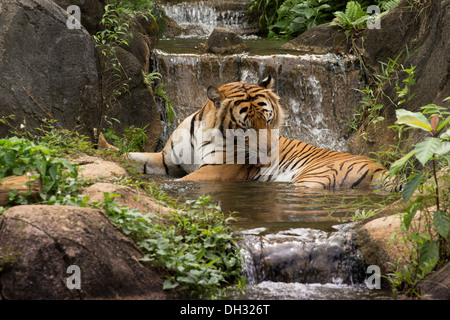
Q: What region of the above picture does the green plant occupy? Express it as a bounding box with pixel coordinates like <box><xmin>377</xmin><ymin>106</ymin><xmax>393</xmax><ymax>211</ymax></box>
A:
<box><xmin>268</xmin><ymin>0</ymin><xmax>333</xmax><ymax>38</ymax></box>
<box><xmin>0</xmin><ymin>136</ymin><xmax>78</xmax><ymax>204</ymax></box>
<box><xmin>248</xmin><ymin>0</ymin><xmax>283</xmax><ymax>35</ymax></box>
<box><xmin>142</xmin><ymin>71</ymin><xmax>175</xmax><ymax>123</ymax></box>
<box><xmin>99</xmin><ymin>193</ymin><xmax>244</xmax><ymax>296</ymax></box>
<box><xmin>330</xmin><ymin>1</ymin><xmax>369</xmax><ymax>38</ymax></box>
<box><xmin>349</xmin><ymin>49</ymin><xmax>418</xmax><ymax>142</ymax></box>
<box><xmin>34</xmin><ymin>119</ymin><xmax>95</xmax><ymax>157</ymax></box>
<box><xmin>330</xmin><ymin>0</ymin><xmax>400</xmax><ymax>38</ymax></box>
<box><xmin>104</xmin><ymin>124</ymin><xmax>149</xmax><ymax>154</ymax></box>
<box><xmin>386</xmin><ymin>101</ymin><xmax>450</xmax><ymax>297</ymax></box>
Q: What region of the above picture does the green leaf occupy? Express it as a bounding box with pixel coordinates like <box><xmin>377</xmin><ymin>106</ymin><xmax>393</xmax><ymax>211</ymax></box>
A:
<box><xmin>163</xmin><ymin>279</ymin><xmax>179</xmax><ymax>290</ymax></box>
<box><xmin>12</xmin><ymin>166</ymin><xmax>26</xmax><ymax>176</ymax></box>
<box><xmin>395</xmin><ymin>109</ymin><xmax>432</xmax><ymax>131</ymax></box>
<box><xmin>403</xmin><ymin>203</ymin><xmax>419</xmax><ymax>230</ymax></box>
<box><xmin>435</xmin><ymin>141</ymin><xmax>450</xmax><ymax>156</ymax></box>
<box><xmin>402</xmin><ymin>172</ymin><xmax>424</xmax><ymax>202</ymax></box>
<box><xmin>4</xmin><ymin>152</ymin><xmax>15</xmax><ymax>165</ymax></box>
<box><xmin>48</xmin><ymin>164</ymin><xmax>58</xmax><ymax>180</ymax></box>
<box><xmin>419</xmin><ymin>240</ymin><xmax>439</xmax><ymax>272</ymax></box>
<box><xmin>388</xmin><ymin>149</ymin><xmax>415</xmax><ymax>176</ymax></box>
<box><xmin>414</xmin><ymin>137</ymin><xmax>441</xmax><ymax>165</ymax></box>
<box><xmin>436</xmin><ymin>115</ymin><xmax>450</xmax><ymax>132</ymax></box>
<box><xmin>433</xmin><ymin>210</ymin><xmax>450</xmax><ymax>238</ymax></box>
<box><xmin>441</xmin><ymin>129</ymin><xmax>450</xmax><ymax>139</ymax></box>
<box><xmin>36</xmin><ymin>159</ymin><xmax>47</xmax><ymax>177</ymax></box>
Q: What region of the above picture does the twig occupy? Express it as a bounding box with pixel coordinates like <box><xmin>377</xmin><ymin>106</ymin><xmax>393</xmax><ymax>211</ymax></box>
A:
<box><xmin>22</xmin><ymin>86</ymin><xmax>62</xmax><ymax>128</ymax></box>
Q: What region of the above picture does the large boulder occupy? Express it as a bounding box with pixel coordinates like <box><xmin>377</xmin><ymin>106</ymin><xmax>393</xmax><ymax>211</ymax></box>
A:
<box><xmin>355</xmin><ymin>214</ymin><xmax>407</xmax><ymax>277</ymax></box>
<box><xmin>0</xmin><ymin>0</ymin><xmax>101</xmax><ymax>140</ymax></box>
<box><xmin>417</xmin><ymin>262</ymin><xmax>450</xmax><ymax>300</ymax></box>
<box><xmin>348</xmin><ymin>0</ymin><xmax>450</xmax><ymax>155</ymax></box>
<box><xmin>0</xmin><ymin>205</ymin><xmax>166</xmax><ymax>299</ymax></box>
<box><xmin>283</xmin><ymin>0</ymin><xmax>450</xmax><ymax>156</ymax></box>
<box><xmin>72</xmin><ymin>155</ymin><xmax>128</xmax><ymax>182</ymax></box>
<box><xmin>82</xmin><ymin>182</ymin><xmax>174</xmax><ymax>216</ymax></box>
<box><xmin>96</xmin><ymin>14</ymin><xmax>162</xmax><ymax>151</ymax></box>
<box><xmin>51</xmin><ymin>0</ymin><xmax>109</xmax><ymax>35</ymax></box>
<box><xmin>282</xmin><ymin>23</ymin><xmax>349</xmax><ymax>54</ymax></box>
<box><xmin>199</xmin><ymin>27</ymin><xmax>247</xmax><ymax>54</ymax></box>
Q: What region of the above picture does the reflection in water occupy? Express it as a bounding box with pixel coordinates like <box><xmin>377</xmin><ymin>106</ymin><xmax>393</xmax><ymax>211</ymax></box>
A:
<box><xmin>156</xmin><ymin>179</ymin><xmax>390</xmax><ymax>231</ymax></box>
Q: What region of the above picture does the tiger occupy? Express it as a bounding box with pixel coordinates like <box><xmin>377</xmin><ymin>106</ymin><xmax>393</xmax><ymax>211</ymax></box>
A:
<box><xmin>98</xmin><ymin>75</ymin><xmax>401</xmax><ymax>191</ymax></box>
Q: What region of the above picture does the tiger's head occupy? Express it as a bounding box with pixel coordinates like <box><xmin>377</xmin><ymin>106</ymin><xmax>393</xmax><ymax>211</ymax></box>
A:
<box><xmin>206</xmin><ymin>75</ymin><xmax>284</xmax><ymax>131</ymax></box>
<box><xmin>205</xmin><ymin>75</ymin><xmax>284</xmax><ymax>165</ymax></box>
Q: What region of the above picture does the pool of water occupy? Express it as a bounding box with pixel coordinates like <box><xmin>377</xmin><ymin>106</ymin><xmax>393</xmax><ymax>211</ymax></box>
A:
<box><xmin>156</xmin><ymin>38</ymin><xmax>296</xmax><ymax>56</ymax></box>
<box><xmin>155</xmin><ymin>178</ymin><xmax>391</xmax><ymax>231</ymax></box>
<box><xmin>151</xmin><ymin>177</ymin><xmax>396</xmax><ymax>300</ymax></box>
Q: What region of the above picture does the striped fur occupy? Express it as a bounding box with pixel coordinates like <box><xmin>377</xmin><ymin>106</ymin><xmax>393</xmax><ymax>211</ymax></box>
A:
<box><xmin>99</xmin><ymin>77</ymin><xmax>401</xmax><ymax>191</ymax></box>
<box><xmin>249</xmin><ymin>136</ymin><xmax>402</xmax><ymax>191</ymax></box>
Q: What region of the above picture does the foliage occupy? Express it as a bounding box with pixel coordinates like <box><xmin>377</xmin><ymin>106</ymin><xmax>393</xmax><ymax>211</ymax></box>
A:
<box><xmin>267</xmin><ymin>0</ymin><xmax>334</xmax><ymax>39</ymax></box>
<box><xmin>99</xmin><ymin>193</ymin><xmax>244</xmax><ymax>296</ymax></box>
<box><xmin>0</xmin><ymin>119</ymin><xmax>244</xmax><ymax>296</ymax></box>
<box><xmin>329</xmin><ymin>1</ymin><xmax>370</xmax><ymax>38</ymax></box>
<box><xmin>0</xmin><ymin>136</ymin><xmax>78</xmax><ymax>204</ymax></box>
<box><xmin>248</xmin><ymin>0</ymin><xmax>284</xmax><ymax>34</ymax></box>
<box><xmin>330</xmin><ymin>0</ymin><xmax>400</xmax><ymax>38</ymax></box>
<box><xmin>103</xmin><ymin>123</ymin><xmax>149</xmax><ymax>154</ymax></box>
<box><xmin>349</xmin><ymin>48</ymin><xmax>417</xmax><ymax>144</ymax></box>
<box><xmin>248</xmin><ymin>0</ymin><xmax>401</xmax><ymax>39</ymax></box>
<box><xmin>142</xmin><ymin>71</ymin><xmax>176</xmax><ymax>123</ymax></box>
<box><xmin>386</xmin><ymin>102</ymin><xmax>450</xmax><ymax>297</ymax></box>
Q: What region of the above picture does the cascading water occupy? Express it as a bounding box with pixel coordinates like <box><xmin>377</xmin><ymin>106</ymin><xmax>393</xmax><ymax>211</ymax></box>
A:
<box><xmin>152</xmin><ymin>1</ymin><xmax>393</xmax><ymax>300</ymax></box>
<box><xmin>237</xmin><ymin>224</ymin><xmax>388</xmax><ymax>300</ymax></box>
<box><xmin>153</xmin><ymin>51</ymin><xmax>362</xmax><ymax>152</ymax></box>
<box><xmin>161</xmin><ymin>0</ymin><xmax>257</xmax><ymax>38</ymax></box>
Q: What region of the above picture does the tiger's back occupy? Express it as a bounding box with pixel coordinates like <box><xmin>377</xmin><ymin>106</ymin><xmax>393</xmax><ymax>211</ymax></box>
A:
<box><xmin>250</xmin><ymin>136</ymin><xmax>400</xmax><ymax>191</ymax></box>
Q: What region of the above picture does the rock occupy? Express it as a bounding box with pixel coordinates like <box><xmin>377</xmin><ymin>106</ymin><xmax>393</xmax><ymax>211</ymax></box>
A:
<box><xmin>356</xmin><ymin>0</ymin><xmax>450</xmax><ymax>107</ymax></box>
<box><xmin>199</xmin><ymin>27</ymin><xmax>247</xmax><ymax>54</ymax></box>
<box><xmin>0</xmin><ymin>0</ymin><xmax>100</xmax><ymax>140</ymax></box>
<box><xmin>0</xmin><ymin>205</ymin><xmax>166</xmax><ymax>299</ymax></box>
<box><xmin>97</xmin><ymin>39</ymin><xmax>162</xmax><ymax>152</ymax></box>
<box><xmin>282</xmin><ymin>23</ymin><xmax>349</xmax><ymax>54</ymax></box>
<box><xmin>350</xmin><ymin>0</ymin><xmax>450</xmax><ymax>155</ymax></box>
<box><xmin>82</xmin><ymin>182</ymin><xmax>174</xmax><ymax>216</ymax></box>
<box><xmin>355</xmin><ymin>215</ymin><xmax>407</xmax><ymax>277</ymax></box>
<box><xmin>72</xmin><ymin>155</ymin><xmax>128</xmax><ymax>182</ymax></box>
<box><xmin>241</xmin><ymin>226</ymin><xmax>365</xmax><ymax>285</ymax></box>
<box><xmin>417</xmin><ymin>262</ymin><xmax>450</xmax><ymax>300</ymax></box>
<box><xmin>51</xmin><ymin>0</ymin><xmax>109</xmax><ymax>35</ymax></box>
<box><xmin>163</xmin><ymin>16</ymin><xmax>183</xmax><ymax>38</ymax></box>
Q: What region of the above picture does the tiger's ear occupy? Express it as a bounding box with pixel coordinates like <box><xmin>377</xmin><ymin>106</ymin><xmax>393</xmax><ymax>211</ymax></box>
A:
<box><xmin>207</xmin><ymin>86</ymin><xmax>224</xmax><ymax>108</ymax></box>
<box><xmin>258</xmin><ymin>74</ymin><xmax>273</xmax><ymax>89</ymax></box>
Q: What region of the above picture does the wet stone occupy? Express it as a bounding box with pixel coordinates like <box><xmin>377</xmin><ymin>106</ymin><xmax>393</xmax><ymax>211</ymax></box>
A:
<box><xmin>198</xmin><ymin>27</ymin><xmax>247</xmax><ymax>54</ymax></box>
<box><xmin>239</xmin><ymin>225</ymin><xmax>366</xmax><ymax>285</ymax></box>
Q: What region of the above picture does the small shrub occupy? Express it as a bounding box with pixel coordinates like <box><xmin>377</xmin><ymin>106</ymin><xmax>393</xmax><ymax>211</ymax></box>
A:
<box><xmin>99</xmin><ymin>193</ymin><xmax>244</xmax><ymax>296</ymax></box>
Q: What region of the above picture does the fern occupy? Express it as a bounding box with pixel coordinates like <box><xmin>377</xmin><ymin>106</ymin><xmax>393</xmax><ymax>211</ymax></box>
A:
<box><xmin>330</xmin><ymin>1</ymin><xmax>375</xmax><ymax>37</ymax></box>
<box><xmin>380</xmin><ymin>0</ymin><xmax>401</xmax><ymax>12</ymax></box>
<box><xmin>346</xmin><ymin>1</ymin><xmax>365</xmax><ymax>22</ymax></box>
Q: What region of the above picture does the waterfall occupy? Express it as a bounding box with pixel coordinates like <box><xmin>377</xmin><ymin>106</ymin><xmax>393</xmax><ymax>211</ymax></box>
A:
<box><xmin>162</xmin><ymin>0</ymin><xmax>256</xmax><ymax>38</ymax></box>
<box><xmin>152</xmin><ymin>51</ymin><xmax>363</xmax><ymax>152</ymax></box>
<box><xmin>152</xmin><ymin>0</ymin><xmax>389</xmax><ymax>300</ymax></box>
<box><xmin>240</xmin><ymin>224</ymin><xmax>365</xmax><ymax>286</ymax></box>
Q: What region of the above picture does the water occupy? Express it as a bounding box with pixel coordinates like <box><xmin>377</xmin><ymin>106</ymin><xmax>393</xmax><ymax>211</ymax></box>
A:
<box><xmin>152</xmin><ymin>48</ymin><xmax>363</xmax><ymax>152</ymax></box>
<box><xmin>154</xmin><ymin>178</ymin><xmax>395</xmax><ymax>300</ymax></box>
<box><xmin>152</xmin><ymin>1</ymin><xmax>392</xmax><ymax>300</ymax></box>
<box><xmin>161</xmin><ymin>0</ymin><xmax>256</xmax><ymax>38</ymax></box>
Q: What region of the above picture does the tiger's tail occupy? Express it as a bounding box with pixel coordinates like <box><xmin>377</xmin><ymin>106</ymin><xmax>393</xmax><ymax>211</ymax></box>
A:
<box><xmin>94</xmin><ymin>128</ymin><xmax>120</xmax><ymax>151</ymax></box>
